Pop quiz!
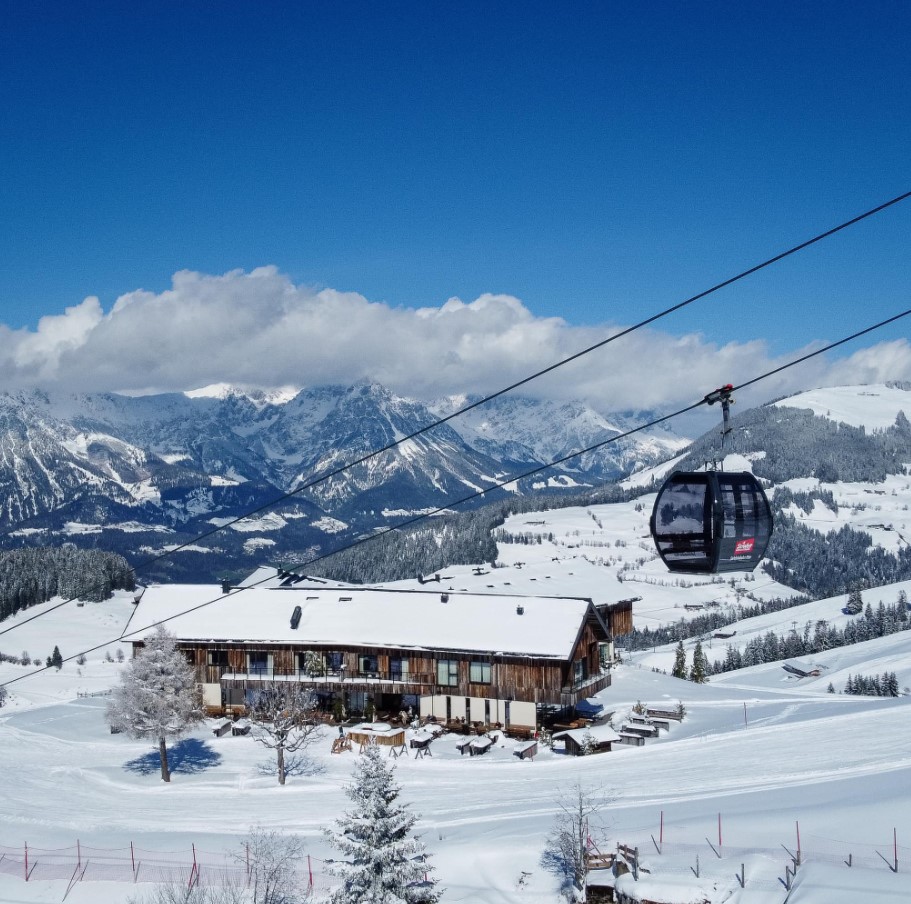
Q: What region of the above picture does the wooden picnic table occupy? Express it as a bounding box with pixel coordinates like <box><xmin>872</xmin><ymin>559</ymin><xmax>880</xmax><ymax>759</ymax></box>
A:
<box><xmin>513</xmin><ymin>740</ymin><xmax>538</xmax><ymax>760</ymax></box>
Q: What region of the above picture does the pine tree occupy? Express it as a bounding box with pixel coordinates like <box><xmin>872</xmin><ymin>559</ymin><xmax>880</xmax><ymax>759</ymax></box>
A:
<box><xmin>325</xmin><ymin>745</ymin><xmax>440</xmax><ymax>903</ymax></box>
<box><xmin>106</xmin><ymin>626</ymin><xmax>203</xmax><ymax>782</ymax></box>
<box><xmin>671</xmin><ymin>641</ymin><xmax>687</xmax><ymax>679</ymax></box>
<box><xmin>46</xmin><ymin>645</ymin><xmax>63</xmax><ymax>670</ymax></box>
<box><xmin>844</xmin><ymin>589</ymin><xmax>863</xmax><ymax>615</ymax></box>
<box><xmin>689</xmin><ymin>640</ymin><xmax>707</xmax><ymax>683</ymax></box>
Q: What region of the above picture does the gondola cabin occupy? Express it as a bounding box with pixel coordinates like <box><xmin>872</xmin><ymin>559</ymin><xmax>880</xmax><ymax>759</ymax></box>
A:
<box><xmin>650</xmin><ymin>470</ymin><xmax>772</xmax><ymax>574</ymax></box>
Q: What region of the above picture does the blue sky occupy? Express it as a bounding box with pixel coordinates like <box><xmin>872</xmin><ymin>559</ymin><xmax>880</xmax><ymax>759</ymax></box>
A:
<box><xmin>1</xmin><ymin>2</ymin><xmax>909</xmax><ymax>405</ymax></box>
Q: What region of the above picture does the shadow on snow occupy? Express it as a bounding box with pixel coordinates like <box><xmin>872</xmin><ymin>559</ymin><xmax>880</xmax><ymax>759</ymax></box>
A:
<box><xmin>124</xmin><ymin>738</ymin><xmax>222</xmax><ymax>776</ymax></box>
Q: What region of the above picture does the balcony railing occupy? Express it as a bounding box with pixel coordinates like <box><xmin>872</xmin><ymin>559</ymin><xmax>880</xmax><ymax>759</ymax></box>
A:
<box><xmin>209</xmin><ymin>666</ymin><xmax>436</xmax><ymax>687</ymax></box>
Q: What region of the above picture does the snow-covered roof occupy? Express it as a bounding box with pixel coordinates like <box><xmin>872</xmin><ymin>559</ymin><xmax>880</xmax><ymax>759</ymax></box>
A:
<box><xmin>552</xmin><ymin>724</ymin><xmax>621</xmax><ymax>745</ymax></box>
<box><xmin>126</xmin><ymin>583</ymin><xmax>599</xmax><ymax>659</ymax></box>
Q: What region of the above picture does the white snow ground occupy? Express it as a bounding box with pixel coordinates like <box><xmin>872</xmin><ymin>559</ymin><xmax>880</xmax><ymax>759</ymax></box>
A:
<box><xmin>3</xmin><ymin>453</ymin><xmax>911</xmax><ymax>901</ymax></box>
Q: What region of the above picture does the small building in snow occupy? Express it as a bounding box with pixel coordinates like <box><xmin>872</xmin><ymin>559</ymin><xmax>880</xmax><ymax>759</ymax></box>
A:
<box><xmin>553</xmin><ymin>723</ymin><xmax>621</xmax><ymax>756</ymax></box>
<box><xmin>782</xmin><ymin>660</ymin><xmax>825</xmax><ymax>678</ymax></box>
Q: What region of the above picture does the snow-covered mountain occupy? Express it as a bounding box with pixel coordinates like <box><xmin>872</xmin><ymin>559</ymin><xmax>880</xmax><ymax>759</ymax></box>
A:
<box><xmin>0</xmin><ymin>382</ymin><xmax>685</xmax><ymax>580</ymax></box>
<box><xmin>5</xmin><ymin>379</ymin><xmax>908</xmax><ymax>586</ymax></box>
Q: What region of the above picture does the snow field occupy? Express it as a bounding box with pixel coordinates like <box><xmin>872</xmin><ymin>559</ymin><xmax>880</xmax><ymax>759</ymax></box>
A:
<box><xmin>4</xmin><ymin>477</ymin><xmax>911</xmax><ymax>901</ymax></box>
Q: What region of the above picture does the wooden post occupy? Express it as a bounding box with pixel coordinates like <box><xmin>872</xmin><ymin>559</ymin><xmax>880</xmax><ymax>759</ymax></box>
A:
<box><xmin>796</xmin><ymin>821</ymin><xmax>801</xmax><ymax>865</ymax></box>
<box><xmin>246</xmin><ymin>842</ymin><xmax>251</xmax><ymax>884</ymax></box>
<box><xmin>718</xmin><ymin>812</ymin><xmax>723</xmax><ymax>849</ymax></box>
<box><xmin>743</xmin><ymin>702</ymin><xmax>748</xmax><ymax>727</ymax></box>
<box><xmin>660</xmin><ymin>810</ymin><xmax>664</xmax><ymax>847</ymax></box>
<box><xmin>690</xmin><ymin>853</ymin><xmax>700</xmax><ymax>878</ymax></box>
<box><xmin>895</xmin><ymin>827</ymin><xmax>899</xmax><ymax>873</ymax></box>
<box><xmin>24</xmin><ymin>842</ymin><xmax>28</xmax><ymax>882</ymax></box>
<box><xmin>737</xmin><ymin>863</ymin><xmax>745</xmax><ymax>887</ymax></box>
<box><xmin>308</xmin><ymin>854</ymin><xmax>313</xmax><ymax>888</ymax></box>
<box><xmin>188</xmin><ymin>843</ymin><xmax>198</xmax><ymax>889</ymax></box>
<box><xmin>77</xmin><ymin>839</ymin><xmax>81</xmax><ymax>870</ymax></box>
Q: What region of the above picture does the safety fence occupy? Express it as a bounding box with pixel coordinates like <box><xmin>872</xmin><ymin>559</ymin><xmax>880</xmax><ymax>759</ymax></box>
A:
<box><xmin>0</xmin><ymin>841</ymin><xmax>337</xmax><ymax>897</ymax></box>
<box><xmin>597</xmin><ymin>815</ymin><xmax>905</xmax><ymax>896</ymax></box>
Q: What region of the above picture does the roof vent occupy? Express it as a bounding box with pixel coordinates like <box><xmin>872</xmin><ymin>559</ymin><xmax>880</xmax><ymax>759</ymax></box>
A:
<box><xmin>290</xmin><ymin>605</ymin><xmax>302</xmax><ymax>629</ymax></box>
<box><xmin>516</xmin><ymin>605</ymin><xmax>525</xmax><ymax>615</ymax></box>
<box><xmin>221</xmin><ymin>579</ymin><xmax>232</xmax><ymax>595</ymax></box>
<box><xmin>440</xmin><ymin>592</ymin><xmax>449</xmax><ymax>603</ymax></box>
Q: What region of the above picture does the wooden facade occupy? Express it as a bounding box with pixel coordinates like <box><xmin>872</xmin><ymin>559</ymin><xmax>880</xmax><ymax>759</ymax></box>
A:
<box><xmin>181</xmin><ymin>638</ymin><xmax>612</xmax><ymax>712</ymax></box>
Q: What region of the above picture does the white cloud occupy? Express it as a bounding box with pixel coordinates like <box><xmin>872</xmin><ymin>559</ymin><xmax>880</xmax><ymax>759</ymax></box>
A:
<box><xmin>1</xmin><ymin>266</ymin><xmax>909</xmax><ymax>414</ymax></box>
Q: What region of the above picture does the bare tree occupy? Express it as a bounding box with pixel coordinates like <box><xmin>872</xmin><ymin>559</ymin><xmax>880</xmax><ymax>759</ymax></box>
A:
<box><xmin>248</xmin><ymin>684</ymin><xmax>321</xmax><ymax>785</ymax></box>
<box><xmin>242</xmin><ymin>827</ymin><xmax>309</xmax><ymax>904</ymax></box>
<box><xmin>127</xmin><ymin>828</ymin><xmax>308</xmax><ymax>904</ymax></box>
<box><xmin>107</xmin><ymin>625</ymin><xmax>203</xmax><ymax>782</ymax></box>
<box><xmin>542</xmin><ymin>781</ymin><xmax>613</xmax><ymax>901</ymax></box>
<box><xmin>127</xmin><ymin>881</ymin><xmax>246</xmax><ymax>904</ymax></box>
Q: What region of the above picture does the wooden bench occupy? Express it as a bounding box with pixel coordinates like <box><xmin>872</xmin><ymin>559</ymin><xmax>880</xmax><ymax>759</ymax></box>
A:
<box><xmin>646</xmin><ymin>708</ymin><xmax>683</xmax><ymax>722</ymax></box>
<box><xmin>507</xmin><ymin>726</ymin><xmax>536</xmax><ymax>741</ymax></box>
<box><xmin>455</xmin><ymin>738</ymin><xmax>473</xmax><ymax>756</ymax></box>
<box><xmin>212</xmin><ymin>721</ymin><xmax>233</xmax><ymax>737</ymax></box>
<box><xmin>621</xmin><ymin>724</ymin><xmax>658</xmax><ymax>738</ymax></box>
<box><xmin>617</xmin><ymin>732</ymin><xmax>645</xmax><ymax>747</ymax></box>
<box><xmin>469</xmin><ymin>736</ymin><xmax>493</xmax><ymax>757</ymax></box>
<box><xmin>513</xmin><ymin>740</ymin><xmax>538</xmax><ymax>760</ymax></box>
<box><xmin>232</xmin><ymin>720</ymin><xmax>251</xmax><ymax>736</ymax></box>
<box><xmin>628</xmin><ymin>714</ymin><xmax>671</xmax><ymax>732</ymax></box>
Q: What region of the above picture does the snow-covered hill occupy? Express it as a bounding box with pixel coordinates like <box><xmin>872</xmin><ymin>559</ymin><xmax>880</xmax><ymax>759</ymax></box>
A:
<box><xmin>774</xmin><ymin>381</ymin><xmax>911</xmax><ymax>430</ymax></box>
<box><xmin>1</xmin><ymin>558</ymin><xmax>910</xmax><ymax>903</ymax></box>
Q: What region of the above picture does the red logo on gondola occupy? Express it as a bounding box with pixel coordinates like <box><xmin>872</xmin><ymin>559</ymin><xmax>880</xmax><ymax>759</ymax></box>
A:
<box><xmin>734</xmin><ymin>538</ymin><xmax>755</xmax><ymax>555</ymax></box>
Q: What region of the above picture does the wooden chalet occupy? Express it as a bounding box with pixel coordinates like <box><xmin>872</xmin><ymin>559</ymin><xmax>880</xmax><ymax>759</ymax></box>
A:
<box><xmin>126</xmin><ymin>574</ymin><xmax>629</xmax><ymax>732</ymax></box>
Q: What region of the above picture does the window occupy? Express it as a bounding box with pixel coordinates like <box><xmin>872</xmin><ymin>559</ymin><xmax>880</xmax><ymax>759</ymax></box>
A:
<box><xmin>469</xmin><ymin>661</ymin><xmax>491</xmax><ymax>684</ymax></box>
<box><xmin>573</xmin><ymin>658</ymin><xmax>588</xmax><ymax>686</ymax></box>
<box><xmin>248</xmin><ymin>652</ymin><xmax>271</xmax><ymax>676</ymax></box>
<box><xmin>207</xmin><ymin>650</ymin><xmax>229</xmax><ymax>667</ymax></box>
<box><xmin>358</xmin><ymin>654</ymin><xmax>379</xmax><ymax>676</ymax></box>
<box><xmin>437</xmin><ymin>659</ymin><xmax>459</xmax><ymax>687</ymax></box>
<box><xmin>390</xmin><ymin>657</ymin><xmax>409</xmax><ymax>681</ymax></box>
<box><xmin>325</xmin><ymin>651</ymin><xmax>344</xmax><ymax>671</ymax></box>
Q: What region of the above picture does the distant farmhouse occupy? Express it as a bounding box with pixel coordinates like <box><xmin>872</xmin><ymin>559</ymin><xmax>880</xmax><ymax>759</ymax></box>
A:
<box><xmin>126</xmin><ymin>568</ymin><xmax>633</xmax><ymax>732</ymax></box>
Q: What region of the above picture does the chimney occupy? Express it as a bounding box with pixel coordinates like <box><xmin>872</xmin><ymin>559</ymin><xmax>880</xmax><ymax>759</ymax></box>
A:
<box><xmin>516</xmin><ymin>605</ymin><xmax>525</xmax><ymax>615</ymax></box>
<box><xmin>440</xmin><ymin>593</ymin><xmax>449</xmax><ymax>603</ymax></box>
<box><xmin>221</xmin><ymin>579</ymin><xmax>231</xmax><ymax>595</ymax></box>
